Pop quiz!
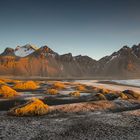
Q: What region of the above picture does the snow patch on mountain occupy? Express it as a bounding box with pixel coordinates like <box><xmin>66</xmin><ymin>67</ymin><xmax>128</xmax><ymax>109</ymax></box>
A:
<box><xmin>106</xmin><ymin>54</ymin><xmax>119</xmax><ymax>64</ymax></box>
<box><xmin>15</xmin><ymin>44</ymin><xmax>38</xmax><ymax>57</ymax></box>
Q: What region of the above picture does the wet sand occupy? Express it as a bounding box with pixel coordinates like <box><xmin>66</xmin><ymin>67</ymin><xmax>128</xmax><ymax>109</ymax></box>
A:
<box><xmin>98</xmin><ymin>80</ymin><xmax>140</xmax><ymax>88</ymax></box>
<box><xmin>75</xmin><ymin>80</ymin><xmax>140</xmax><ymax>93</ymax></box>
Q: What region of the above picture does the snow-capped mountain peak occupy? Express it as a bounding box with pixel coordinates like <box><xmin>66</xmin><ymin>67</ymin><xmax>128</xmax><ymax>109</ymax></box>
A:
<box><xmin>15</xmin><ymin>44</ymin><xmax>38</xmax><ymax>57</ymax></box>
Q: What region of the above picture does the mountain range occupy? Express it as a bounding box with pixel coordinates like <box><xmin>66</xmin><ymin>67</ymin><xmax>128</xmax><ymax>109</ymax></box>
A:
<box><xmin>0</xmin><ymin>44</ymin><xmax>140</xmax><ymax>78</ymax></box>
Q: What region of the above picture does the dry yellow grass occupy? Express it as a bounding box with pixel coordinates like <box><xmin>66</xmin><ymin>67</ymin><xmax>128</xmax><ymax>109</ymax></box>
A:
<box><xmin>122</xmin><ymin>90</ymin><xmax>140</xmax><ymax>100</ymax></box>
<box><xmin>96</xmin><ymin>93</ymin><xmax>107</xmax><ymax>100</ymax></box>
<box><xmin>92</xmin><ymin>86</ymin><xmax>118</xmax><ymax>95</ymax></box>
<box><xmin>0</xmin><ymin>85</ymin><xmax>20</xmax><ymax>98</ymax></box>
<box><xmin>9</xmin><ymin>98</ymin><xmax>49</xmax><ymax>116</ymax></box>
<box><xmin>53</xmin><ymin>82</ymin><xmax>65</xmax><ymax>89</ymax></box>
<box><xmin>62</xmin><ymin>82</ymin><xmax>71</xmax><ymax>85</ymax></box>
<box><xmin>0</xmin><ymin>79</ymin><xmax>20</xmax><ymax>84</ymax></box>
<box><xmin>75</xmin><ymin>84</ymin><xmax>86</xmax><ymax>91</ymax></box>
<box><xmin>47</xmin><ymin>89</ymin><xmax>58</xmax><ymax>95</ymax></box>
<box><xmin>33</xmin><ymin>81</ymin><xmax>45</xmax><ymax>86</ymax></box>
<box><xmin>119</xmin><ymin>93</ymin><xmax>128</xmax><ymax>100</ymax></box>
<box><xmin>132</xmin><ymin>92</ymin><xmax>140</xmax><ymax>99</ymax></box>
<box><xmin>13</xmin><ymin>81</ymin><xmax>38</xmax><ymax>90</ymax></box>
<box><xmin>92</xmin><ymin>87</ymin><xmax>101</xmax><ymax>92</ymax></box>
<box><xmin>69</xmin><ymin>91</ymin><xmax>80</xmax><ymax>97</ymax></box>
<box><xmin>98</xmin><ymin>88</ymin><xmax>112</xmax><ymax>94</ymax></box>
<box><xmin>126</xmin><ymin>91</ymin><xmax>140</xmax><ymax>99</ymax></box>
<box><xmin>0</xmin><ymin>80</ymin><xmax>5</xmax><ymax>85</ymax></box>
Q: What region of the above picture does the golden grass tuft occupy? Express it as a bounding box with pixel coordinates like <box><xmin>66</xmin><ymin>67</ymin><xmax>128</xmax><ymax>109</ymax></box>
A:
<box><xmin>0</xmin><ymin>79</ymin><xmax>20</xmax><ymax>84</ymax></box>
<box><xmin>0</xmin><ymin>85</ymin><xmax>20</xmax><ymax>98</ymax></box>
<box><xmin>92</xmin><ymin>87</ymin><xmax>101</xmax><ymax>92</ymax></box>
<box><xmin>122</xmin><ymin>90</ymin><xmax>140</xmax><ymax>100</ymax></box>
<box><xmin>75</xmin><ymin>84</ymin><xmax>86</xmax><ymax>91</ymax></box>
<box><xmin>47</xmin><ymin>88</ymin><xmax>58</xmax><ymax>95</ymax></box>
<box><xmin>119</xmin><ymin>93</ymin><xmax>128</xmax><ymax>100</ymax></box>
<box><xmin>69</xmin><ymin>91</ymin><xmax>80</xmax><ymax>97</ymax></box>
<box><xmin>53</xmin><ymin>82</ymin><xmax>65</xmax><ymax>89</ymax></box>
<box><xmin>13</xmin><ymin>81</ymin><xmax>38</xmax><ymax>90</ymax></box>
<box><xmin>33</xmin><ymin>81</ymin><xmax>44</xmax><ymax>86</ymax></box>
<box><xmin>9</xmin><ymin>98</ymin><xmax>49</xmax><ymax>116</ymax></box>
<box><xmin>98</xmin><ymin>88</ymin><xmax>111</xmax><ymax>94</ymax></box>
<box><xmin>96</xmin><ymin>93</ymin><xmax>107</xmax><ymax>100</ymax></box>
<box><xmin>0</xmin><ymin>80</ymin><xmax>6</xmax><ymax>85</ymax></box>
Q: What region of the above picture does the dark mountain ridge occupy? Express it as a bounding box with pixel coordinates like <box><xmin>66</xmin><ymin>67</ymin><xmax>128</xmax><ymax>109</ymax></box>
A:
<box><xmin>0</xmin><ymin>43</ymin><xmax>140</xmax><ymax>78</ymax></box>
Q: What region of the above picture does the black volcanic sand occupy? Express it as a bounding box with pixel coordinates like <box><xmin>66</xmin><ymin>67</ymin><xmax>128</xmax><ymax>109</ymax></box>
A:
<box><xmin>0</xmin><ymin>95</ymin><xmax>96</xmax><ymax>111</ymax></box>
<box><xmin>0</xmin><ymin>109</ymin><xmax>140</xmax><ymax>140</ymax></box>
<box><xmin>0</xmin><ymin>93</ymin><xmax>83</xmax><ymax>111</ymax></box>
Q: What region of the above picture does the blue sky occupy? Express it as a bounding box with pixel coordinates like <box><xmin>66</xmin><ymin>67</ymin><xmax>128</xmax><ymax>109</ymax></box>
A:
<box><xmin>0</xmin><ymin>0</ymin><xmax>140</xmax><ymax>60</ymax></box>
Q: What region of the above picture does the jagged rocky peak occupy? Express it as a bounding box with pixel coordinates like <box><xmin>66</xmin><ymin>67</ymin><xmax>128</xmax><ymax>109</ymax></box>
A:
<box><xmin>30</xmin><ymin>45</ymin><xmax>58</xmax><ymax>58</ymax></box>
<box><xmin>75</xmin><ymin>55</ymin><xmax>86</xmax><ymax>59</ymax></box>
<box><xmin>132</xmin><ymin>44</ymin><xmax>140</xmax><ymax>50</ymax></box>
<box><xmin>101</xmin><ymin>46</ymin><xmax>130</xmax><ymax>61</ymax></box>
<box><xmin>74</xmin><ymin>55</ymin><xmax>96</xmax><ymax>63</ymax></box>
<box><xmin>132</xmin><ymin>44</ymin><xmax>140</xmax><ymax>58</ymax></box>
<box><xmin>60</xmin><ymin>53</ymin><xmax>73</xmax><ymax>61</ymax></box>
<box><xmin>15</xmin><ymin>44</ymin><xmax>38</xmax><ymax>57</ymax></box>
<box><xmin>74</xmin><ymin>55</ymin><xmax>96</xmax><ymax>65</ymax></box>
<box><xmin>15</xmin><ymin>44</ymin><xmax>38</xmax><ymax>51</ymax></box>
<box><xmin>119</xmin><ymin>45</ymin><xmax>130</xmax><ymax>51</ymax></box>
<box><xmin>122</xmin><ymin>45</ymin><xmax>130</xmax><ymax>49</ymax></box>
<box><xmin>117</xmin><ymin>45</ymin><xmax>131</xmax><ymax>55</ymax></box>
<box><xmin>75</xmin><ymin>55</ymin><xmax>92</xmax><ymax>59</ymax></box>
<box><xmin>39</xmin><ymin>45</ymin><xmax>55</xmax><ymax>54</ymax></box>
<box><xmin>62</xmin><ymin>53</ymin><xmax>72</xmax><ymax>57</ymax></box>
<box><xmin>0</xmin><ymin>47</ymin><xmax>15</xmax><ymax>56</ymax></box>
<box><xmin>99</xmin><ymin>45</ymin><xmax>134</xmax><ymax>65</ymax></box>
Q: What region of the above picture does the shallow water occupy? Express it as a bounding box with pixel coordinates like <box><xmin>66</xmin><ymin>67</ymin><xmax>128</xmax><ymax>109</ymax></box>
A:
<box><xmin>60</xmin><ymin>90</ymin><xmax>91</xmax><ymax>96</ymax></box>
<box><xmin>112</xmin><ymin>79</ymin><xmax>140</xmax><ymax>87</ymax></box>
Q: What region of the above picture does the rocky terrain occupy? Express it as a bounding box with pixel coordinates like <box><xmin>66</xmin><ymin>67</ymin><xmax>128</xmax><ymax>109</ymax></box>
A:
<box><xmin>0</xmin><ymin>108</ymin><xmax>140</xmax><ymax>140</ymax></box>
<box><xmin>0</xmin><ymin>43</ymin><xmax>140</xmax><ymax>78</ymax></box>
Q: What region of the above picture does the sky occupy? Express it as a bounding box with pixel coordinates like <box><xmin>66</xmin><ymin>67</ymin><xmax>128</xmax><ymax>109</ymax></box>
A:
<box><xmin>0</xmin><ymin>0</ymin><xmax>140</xmax><ymax>60</ymax></box>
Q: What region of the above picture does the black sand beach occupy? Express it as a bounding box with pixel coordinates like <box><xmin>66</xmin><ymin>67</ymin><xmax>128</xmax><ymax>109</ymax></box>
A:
<box><xmin>0</xmin><ymin>79</ymin><xmax>140</xmax><ymax>140</ymax></box>
<box><xmin>0</xmin><ymin>107</ymin><xmax>140</xmax><ymax>140</ymax></box>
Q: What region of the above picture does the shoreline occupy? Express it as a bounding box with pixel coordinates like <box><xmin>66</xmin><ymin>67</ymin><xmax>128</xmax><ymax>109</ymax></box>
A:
<box><xmin>98</xmin><ymin>80</ymin><xmax>140</xmax><ymax>88</ymax></box>
<box><xmin>1</xmin><ymin>75</ymin><xmax>140</xmax><ymax>81</ymax></box>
